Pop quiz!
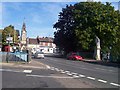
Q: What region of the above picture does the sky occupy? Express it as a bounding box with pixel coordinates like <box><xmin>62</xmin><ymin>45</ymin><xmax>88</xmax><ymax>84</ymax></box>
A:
<box><xmin>0</xmin><ymin>0</ymin><xmax>119</xmax><ymax>38</ymax></box>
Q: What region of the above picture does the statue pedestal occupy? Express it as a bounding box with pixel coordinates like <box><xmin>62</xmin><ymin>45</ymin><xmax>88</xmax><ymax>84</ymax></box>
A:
<box><xmin>96</xmin><ymin>48</ymin><xmax>101</xmax><ymax>60</ymax></box>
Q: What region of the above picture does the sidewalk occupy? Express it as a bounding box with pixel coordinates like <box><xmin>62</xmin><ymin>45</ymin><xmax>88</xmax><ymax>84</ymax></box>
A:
<box><xmin>0</xmin><ymin>59</ymin><xmax>49</xmax><ymax>69</ymax></box>
<box><xmin>82</xmin><ymin>59</ymin><xmax>120</xmax><ymax>68</ymax></box>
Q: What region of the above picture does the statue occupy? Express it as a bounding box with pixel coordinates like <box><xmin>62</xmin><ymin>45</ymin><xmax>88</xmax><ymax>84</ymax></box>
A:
<box><xmin>94</xmin><ymin>35</ymin><xmax>101</xmax><ymax>60</ymax></box>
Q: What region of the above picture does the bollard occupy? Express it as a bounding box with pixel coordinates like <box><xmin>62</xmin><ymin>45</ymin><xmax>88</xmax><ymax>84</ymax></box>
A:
<box><xmin>27</xmin><ymin>50</ymin><xmax>29</xmax><ymax>62</ymax></box>
<box><xmin>6</xmin><ymin>52</ymin><xmax>9</xmax><ymax>63</ymax></box>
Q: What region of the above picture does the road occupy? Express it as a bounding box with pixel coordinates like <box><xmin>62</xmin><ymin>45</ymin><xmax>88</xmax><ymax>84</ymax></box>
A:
<box><xmin>1</xmin><ymin>55</ymin><xmax>120</xmax><ymax>88</ymax></box>
<box><xmin>35</xmin><ymin>55</ymin><xmax>120</xmax><ymax>88</ymax></box>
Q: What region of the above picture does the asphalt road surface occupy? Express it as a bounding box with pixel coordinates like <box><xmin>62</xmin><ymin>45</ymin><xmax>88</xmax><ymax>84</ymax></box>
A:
<box><xmin>34</xmin><ymin>55</ymin><xmax>120</xmax><ymax>88</ymax></box>
<box><xmin>1</xmin><ymin>55</ymin><xmax>120</xmax><ymax>89</ymax></box>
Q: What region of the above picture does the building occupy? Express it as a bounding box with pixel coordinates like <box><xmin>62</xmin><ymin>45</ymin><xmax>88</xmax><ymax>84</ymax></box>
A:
<box><xmin>0</xmin><ymin>29</ymin><xmax>3</xmax><ymax>51</ymax></box>
<box><xmin>27</xmin><ymin>37</ymin><xmax>56</xmax><ymax>53</ymax></box>
<box><xmin>20</xmin><ymin>22</ymin><xmax>27</xmax><ymax>50</ymax></box>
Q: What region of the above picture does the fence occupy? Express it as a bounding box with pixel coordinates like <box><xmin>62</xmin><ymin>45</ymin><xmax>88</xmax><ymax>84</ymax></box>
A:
<box><xmin>77</xmin><ymin>52</ymin><xmax>94</xmax><ymax>59</ymax></box>
<box><xmin>0</xmin><ymin>51</ymin><xmax>31</xmax><ymax>63</ymax></box>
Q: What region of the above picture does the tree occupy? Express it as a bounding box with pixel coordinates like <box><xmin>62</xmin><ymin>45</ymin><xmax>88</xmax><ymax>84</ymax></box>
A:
<box><xmin>53</xmin><ymin>2</ymin><xmax>120</xmax><ymax>58</ymax></box>
<box><xmin>53</xmin><ymin>5</ymin><xmax>78</xmax><ymax>53</ymax></box>
<box><xmin>2</xmin><ymin>25</ymin><xmax>18</xmax><ymax>46</ymax></box>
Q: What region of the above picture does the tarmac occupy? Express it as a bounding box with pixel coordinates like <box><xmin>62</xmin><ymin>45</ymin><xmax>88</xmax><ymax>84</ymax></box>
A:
<box><xmin>0</xmin><ymin>57</ymin><xmax>120</xmax><ymax>69</ymax></box>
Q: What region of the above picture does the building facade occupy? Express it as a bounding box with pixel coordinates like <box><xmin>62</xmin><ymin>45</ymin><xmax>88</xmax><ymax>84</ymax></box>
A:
<box><xmin>0</xmin><ymin>29</ymin><xmax>3</xmax><ymax>51</ymax></box>
<box><xmin>27</xmin><ymin>37</ymin><xmax>56</xmax><ymax>53</ymax></box>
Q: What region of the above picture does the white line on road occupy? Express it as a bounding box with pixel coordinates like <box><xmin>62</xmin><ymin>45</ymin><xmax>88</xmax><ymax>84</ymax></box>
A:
<box><xmin>87</xmin><ymin>77</ymin><xmax>95</xmax><ymax>80</ymax></box>
<box><xmin>79</xmin><ymin>74</ymin><xmax>86</xmax><ymax>77</ymax></box>
<box><xmin>110</xmin><ymin>83</ymin><xmax>120</xmax><ymax>87</ymax></box>
<box><xmin>0</xmin><ymin>69</ymin><xmax>22</xmax><ymax>73</ymax></box>
<box><xmin>46</xmin><ymin>65</ymin><xmax>51</xmax><ymax>69</ymax></box>
<box><xmin>26</xmin><ymin>74</ymin><xmax>74</xmax><ymax>79</ymax></box>
<box><xmin>54</xmin><ymin>68</ymin><xmax>58</xmax><ymax>70</ymax></box>
<box><xmin>23</xmin><ymin>70</ymin><xmax>32</xmax><ymax>73</ymax></box>
<box><xmin>73</xmin><ymin>75</ymin><xmax>79</xmax><ymax>78</ymax></box>
<box><xmin>61</xmin><ymin>71</ymin><xmax>66</xmax><ymax>74</ymax></box>
<box><xmin>65</xmin><ymin>71</ymin><xmax>70</xmax><ymax>73</ymax></box>
<box><xmin>59</xmin><ymin>69</ymin><xmax>64</xmax><ymax>72</ymax></box>
<box><xmin>66</xmin><ymin>72</ymin><xmax>73</xmax><ymax>76</ymax></box>
<box><xmin>98</xmin><ymin>79</ymin><xmax>107</xmax><ymax>83</ymax></box>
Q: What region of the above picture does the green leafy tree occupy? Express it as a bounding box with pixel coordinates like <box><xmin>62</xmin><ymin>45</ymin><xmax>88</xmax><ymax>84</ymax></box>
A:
<box><xmin>74</xmin><ymin>2</ymin><xmax>119</xmax><ymax>52</ymax></box>
<box><xmin>53</xmin><ymin>2</ymin><xmax>120</xmax><ymax>59</ymax></box>
<box><xmin>2</xmin><ymin>25</ymin><xmax>18</xmax><ymax>45</ymax></box>
<box><xmin>53</xmin><ymin>5</ymin><xmax>78</xmax><ymax>53</ymax></box>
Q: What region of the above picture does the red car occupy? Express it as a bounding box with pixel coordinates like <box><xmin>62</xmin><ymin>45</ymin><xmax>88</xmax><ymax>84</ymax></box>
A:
<box><xmin>67</xmin><ymin>52</ymin><xmax>83</xmax><ymax>60</ymax></box>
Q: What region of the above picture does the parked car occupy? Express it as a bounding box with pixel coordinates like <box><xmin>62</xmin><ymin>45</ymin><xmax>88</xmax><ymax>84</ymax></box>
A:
<box><xmin>34</xmin><ymin>52</ymin><xmax>44</xmax><ymax>59</ymax></box>
<box><xmin>66</xmin><ymin>52</ymin><xmax>83</xmax><ymax>60</ymax></box>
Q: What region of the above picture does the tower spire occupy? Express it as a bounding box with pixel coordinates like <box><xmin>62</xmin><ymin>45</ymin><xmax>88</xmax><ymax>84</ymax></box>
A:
<box><xmin>22</xmin><ymin>18</ymin><xmax>26</xmax><ymax>32</ymax></box>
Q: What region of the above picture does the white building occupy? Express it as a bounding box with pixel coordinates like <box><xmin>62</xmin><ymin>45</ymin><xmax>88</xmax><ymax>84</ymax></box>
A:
<box><xmin>27</xmin><ymin>37</ymin><xmax>56</xmax><ymax>54</ymax></box>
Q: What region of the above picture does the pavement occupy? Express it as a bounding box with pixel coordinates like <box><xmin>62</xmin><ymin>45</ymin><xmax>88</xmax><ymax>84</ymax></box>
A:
<box><xmin>82</xmin><ymin>59</ymin><xmax>120</xmax><ymax>68</ymax></box>
<box><xmin>0</xmin><ymin>59</ymin><xmax>50</xmax><ymax>69</ymax></box>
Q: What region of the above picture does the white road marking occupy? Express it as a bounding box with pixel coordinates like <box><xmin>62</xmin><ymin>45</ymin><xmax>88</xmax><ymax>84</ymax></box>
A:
<box><xmin>23</xmin><ymin>70</ymin><xmax>32</xmax><ymax>73</ymax></box>
<box><xmin>66</xmin><ymin>72</ymin><xmax>73</xmax><ymax>76</ymax></box>
<box><xmin>79</xmin><ymin>74</ymin><xmax>86</xmax><ymax>77</ymax></box>
<box><xmin>46</xmin><ymin>65</ymin><xmax>50</xmax><ymax>69</ymax></box>
<box><xmin>0</xmin><ymin>69</ymin><xmax>22</xmax><ymax>73</ymax></box>
<box><xmin>49</xmin><ymin>67</ymin><xmax>119</xmax><ymax>87</ymax></box>
<box><xmin>55</xmin><ymin>68</ymin><xmax>61</xmax><ymax>72</ymax></box>
<box><xmin>59</xmin><ymin>69</ymin><xmax>64</xmax><ymax>72</ymax></box>
<box><xmin>54</xmin><ymin>68</ymin><xmax>59</xmax><ymax>70</ymax></box>
<box><xmin>98</xmin><ymin>79</ymin><xmax>107</xmax><ymax>83</ymax></box>
<box><xmin>18</xmin><ymin>65</ymin><xmax>45</xmax><ymax>69</ymax></box>
<box><xmin>56</xmin><ymin>69</ymin><xmax>60</xmax><ymax>72</ymax></box>
<box><xmin>73</xmin><ymin>75</ymin><xmax>79</xmax><ymax>78</ymax></box>
<box><xmin>26</xmin><ymin>74</ymin><xmax>74</xmax><ymax>79</ymax></box>
<box><xmin>65</xmin><ymin>71</ymin><xmax>70</xmax><ymax>73</ymax></box>
<box><xmin>87</xmin><ymin>77</ymin><xmax>95</xmax><ymax>80</ymax></box>
<box><xmin>110</xmin><ymin>83</ymin><xmax>120</xmax><ymax>87</ymax></box>
<box><xmin>61</xmin><ymin>71</ymin><xmax>66</xmax><ymax>74</ymax></box>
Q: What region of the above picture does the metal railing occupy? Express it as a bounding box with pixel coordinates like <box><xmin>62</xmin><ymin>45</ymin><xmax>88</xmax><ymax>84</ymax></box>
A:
<box><xmin>0</xmin><ymin>50</ymin><xmax>31</xmax><ymax>63</ymax></box>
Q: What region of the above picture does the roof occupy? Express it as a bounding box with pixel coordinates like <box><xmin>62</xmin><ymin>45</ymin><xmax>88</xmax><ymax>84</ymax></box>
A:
<box><xmin>37</xmin><ymin>37</ymin><xmax>53</xmax><ymax>42</ymax></box>
<box><xmin>28</xmin><ymin>37</ymin><xmax>54</xmax><ymax>44</ymax></box>
<box><xmin>28</xmin><ymin>38</ymin><xmax>38</xmax><ymax>44</ymax></box>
